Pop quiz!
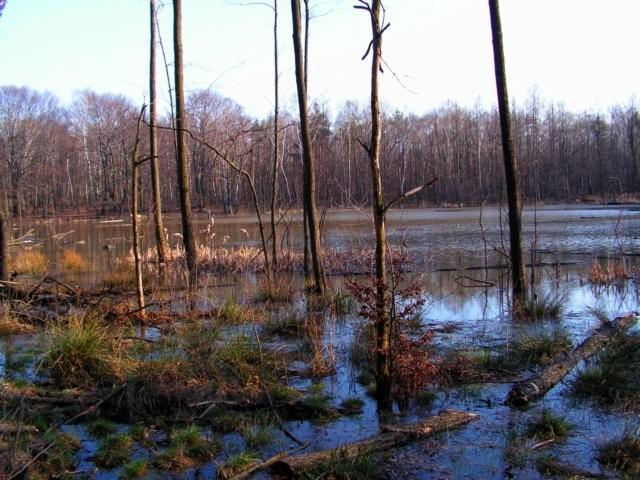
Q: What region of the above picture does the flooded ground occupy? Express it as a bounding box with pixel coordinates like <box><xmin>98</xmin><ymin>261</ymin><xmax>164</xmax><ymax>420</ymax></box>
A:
<box><xmin>2</xmin><ymin>205</ymin><xmax>639</xmax><ymax>479</ymax></box>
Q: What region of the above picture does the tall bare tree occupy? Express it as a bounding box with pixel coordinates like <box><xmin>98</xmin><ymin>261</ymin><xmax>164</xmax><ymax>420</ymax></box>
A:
<box><xmin>173</xmin><ymin>0</ymin><xmax>198</xmax><ymax>285</ymax></box>
<box><xmin>291</xmin><ymin>0</ymin><xmax>326</xmax><ymax>293</ymax></box>
<box><xmin>131</xmin><ymin>108</ymin><xmax>147</xmax><ymax>316</ymax></box>
<box><xmin>488</xmin><ymin>0</ymin><xmax>527</xmax><ymax>305</ymax></box>
<box><xmin>270</xmin><ymin>0</ymin><xmax>280</xmax><ymax>270</ymax></box>
<box><xmin>0</xmin><ymin>208</ymin><xmax>7</xmax><ymax>281</ymax></box>
<box><xmin>149</xmin><ymin>0</ymin><xmax>169</xmax><ymax>267</ymax></box>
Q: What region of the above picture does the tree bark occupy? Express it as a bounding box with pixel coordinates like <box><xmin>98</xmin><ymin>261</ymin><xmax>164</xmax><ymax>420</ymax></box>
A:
<box><xmin>488</xmin><ymin>0</ymin><xmax>527</xmax><ymax>306</ymax></box>
<box><xmin>149</xmin><ymin>0</ymin><xmax>169</xmax><ymax>267</ymax></box>
<box><xmin>0</xmin><ymin>208</ymin><xmax>7</xmax><ymax>281</ymax></box>
<box><xmin>271</xmin><ymin>410</ymin><xmax>479</xmax><ymax>477</ymax></box>
<box><xmin>270</xmin><ymin>0</ymin><xmax>280</xmax><ymax>270</ymax></box>
<box><xmin>505</xmin><ymin>313</ymin><xmax>638</xmax><ymax>407</ymax></box>
<box><xmin>290</xmin><ymin>0</ymin><xmax>326</xmax><ymax>293</ymax></box>
<box><xmin>131</xmin><ymin>122</ymin><xmax>146</xmax><ymax>318</ymax></box>
<box><xmin>173</xmin><ymin>0</ymin><xmax>198</xmax><ymax>286</ymax></box>
<box><xmin>364</xmin><ymin>0</ymin><xmax>392</xmax><ymax>411</ymax></box>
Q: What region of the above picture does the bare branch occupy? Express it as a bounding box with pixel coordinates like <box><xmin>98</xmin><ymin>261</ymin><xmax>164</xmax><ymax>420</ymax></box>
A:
<box><xmin>383</xmin><ymin>178</ymin><xmax>437</xmax><ymax>215</ymax></box>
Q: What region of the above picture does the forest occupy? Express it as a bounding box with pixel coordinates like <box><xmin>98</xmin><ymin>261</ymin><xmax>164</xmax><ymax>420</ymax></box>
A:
<box><xmin>0</xmin><ymin>0</ymin><xmax>639</xmax><ymax>479</ymax></box>
<box><xmin>1</xmin><ymin>85</ymin><xmax>640</xmax><ymax>218</ymax></box>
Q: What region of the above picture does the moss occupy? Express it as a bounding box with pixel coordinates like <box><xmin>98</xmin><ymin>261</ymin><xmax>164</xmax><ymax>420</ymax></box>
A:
<box><xmin>94</xmin><ymin>434</ymin><xmax>133</xmax><ymax>468</ymax></box>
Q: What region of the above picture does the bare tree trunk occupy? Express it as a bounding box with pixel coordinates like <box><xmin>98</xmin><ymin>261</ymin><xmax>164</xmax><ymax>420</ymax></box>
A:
<box><xmin>270</xmin><ymin>0</ymin><xmax>280</xmax><ymax>270</ymax></box>
<box><xmin>0</xmin><ymin>209</ymin><xmax>7</xmax><ymax>281</ymax></box>
<box><xmin>173</xmin><ymin>0</ymin><xmax>198</xmax><ymax>286</ymax></box>
<box><xmin>290</xmin><ymin>0</ymin><xmax>326</xmax><ymax>293</ymax></box>
<box><xmin>149</xmin><ymin>0</ymin><xmax>169</xmax><ymax>267</ymax></box>
<box><xmin>302</xmin><ymin>0</ymin><xmax>311</xmax><ymax>283</ymax></box>
<box><xmin>488</xmin><ymin>0</ymin><xmax>527</xmax><ymax>306</ymax></box>
<box><xmin>131</xmin><ymin>114</ymin><xmax>146</xmax><ymax>317</ymax></box>
<box><xmin>364</xmin><ymin>0</ymin><xmax>391</xmax><ymax>410</ymax></box>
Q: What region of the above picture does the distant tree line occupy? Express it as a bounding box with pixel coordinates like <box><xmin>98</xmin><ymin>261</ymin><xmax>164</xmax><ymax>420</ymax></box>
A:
<box><xmin>0</xmin><ymin>85</ymin><xmax>638</xmax><ymax>218</ymax></box>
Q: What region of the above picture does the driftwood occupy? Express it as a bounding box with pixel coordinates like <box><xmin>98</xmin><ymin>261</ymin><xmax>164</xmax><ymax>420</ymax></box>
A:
<box><xmin>0</xmin><ymin>422</ymin><xmax>38</xmax><ymax>434</ymax></box>
<box><xmin>271</xmin><ymin>409</ymin><xmax>479</xmax><ymax>477</ymax></box>
<box><xmin>505</xmin><ymin>313</ymin><xmax>639</xmax><ymax>407</ymax></box>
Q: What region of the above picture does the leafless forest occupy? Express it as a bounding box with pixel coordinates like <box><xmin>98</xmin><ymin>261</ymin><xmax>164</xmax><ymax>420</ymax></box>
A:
<box><xmin>1</xmin><ymin>86</ymin><xmax>639</xmax><ymax>218</ymax></box>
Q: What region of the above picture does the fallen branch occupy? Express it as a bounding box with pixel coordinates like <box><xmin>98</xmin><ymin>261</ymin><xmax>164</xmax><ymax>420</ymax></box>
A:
<box><xmin>505</xmin><ymin>313</ymin><xmax>639</xmax><ymax>407</ymax></box>
<box><xmin>0</xmin><ymin>422</ymin><xmax>38</xmax><ymax>434</ymax></box>
<box><xmin>271</xmin><ymin>409</ymin><xmax>479</xmax><ymax>476</ymax></box>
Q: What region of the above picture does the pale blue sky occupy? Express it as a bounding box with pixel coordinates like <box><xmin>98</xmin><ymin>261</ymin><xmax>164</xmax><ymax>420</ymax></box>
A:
<box><xmin>1</xmin><ymin>0</ymin><xmax>638</xmax><ymax>118</ymax></box>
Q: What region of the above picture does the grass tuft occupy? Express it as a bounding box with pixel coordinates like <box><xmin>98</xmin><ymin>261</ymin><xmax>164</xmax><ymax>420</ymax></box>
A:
<box><xmin>42</xmin><ymin>315</ymin><xmax>121</xmax><ymax>388</ymax></box>
<box><xmin>572</xmin><ymin>335</ymin><xmax>640</xmax><ymax>410</ymax></box>
<box><xmin>13</xmin><ymin>250</ymin><xmax>47</xmax><ymax>276</ymax></box>
<box><xmin>87</xmin><ymin>417</ymin><xmax>118</xmax><ymax>437</ymax></box>
<box><xmin>516</xmin><ymin>293</ymin><xmax>565</xmax><ymax>321</ymax></box>
<box><xmin>94</xmin><ymin>434</ymin><xmax>133</xmax><ymax>468</ymax></box>
<box><xmin>303</xmin><ymin>452</ymin><xmax>382</xmax><ymax>480</ymax></box>
<box><xmin>60</xmin><ymin>249</ymin><xmax>89</xmax><ymax>272</ymax></box>
<box><xmin>120</xmin><ymin>459</ymin><xmax>149</xmax><ymax>479</ymax></box>
<box><xmin>525</xmin><ymin>410</ymin><xmax>572</xmax><ymax>441</ymax></box>
<box><xmin>218</xmin><ymin>451</ymin><xmax>259</xmax><ymax>478</ymax></box>
<box><xmin>256</xmin><ymin>276</ymin><xmax>294</xmax><ymax>303</ymax></box>
<box><xmin>598</xmin><ymin>435</ymin><xmax>640</xmax><ymax>476</ymax></box>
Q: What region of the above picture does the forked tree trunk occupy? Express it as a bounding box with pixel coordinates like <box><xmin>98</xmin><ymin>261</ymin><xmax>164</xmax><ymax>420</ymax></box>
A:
<box><xmin>0</xmin><ymin>209</ymin><xmax>7</xmax><ymax>281</ymax></box>
<box><xmin>488</xmin><ymin>0</ymin><xmax>527</xmax><ymax>306</ymax></box>
<box><xmin>149</xmin><ymin>0</ymin><xmax>169</xmax><ymax>267</ymax></box>
<box><xmin>365</xmin><ymin>0</ymin><xmax>392</xmax><ymax>411</ymax></box>
<box><xmin>290</xmin><ymin>0</ymin><xmax>326</xmax><ymax>293</ymax></box>
<box><xmin>173</xmin><ymin>0</ymin><xmax>198</xmax><ymax>286</ymax></box>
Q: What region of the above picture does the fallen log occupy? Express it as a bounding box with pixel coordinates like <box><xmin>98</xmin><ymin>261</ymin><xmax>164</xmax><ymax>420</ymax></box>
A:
<box><xmin>0</xmin><ymin>422</ymin><xmax>38</xmax><ymax>434</ymax></box>
<box><xmin>505</xmin><ymin>313</ymin><xmax>639</xmax><ymax>407</ymax></box>
<box><xmin>270</xmin><ymin>409</ymin><xmax>479</xmax><ymax>477</ymax></box>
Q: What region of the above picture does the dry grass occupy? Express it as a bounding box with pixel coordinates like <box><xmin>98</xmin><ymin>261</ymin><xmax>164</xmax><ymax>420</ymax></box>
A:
<box><xmin>0</xmin><ymin>304</ymin><xmax>35</xmax><ymax>335</ymax></box>
<box><xmin>588</xmin><ymin>259</ymin><xmax>629</xmax><ymax>285</ymax></box>
<box><xmin>13</xmin><ymin>250</ymin><xmax>47</xmax><ymax>276</ymax></box>
<box><xmin>60</xmin><ymin>249</ymin><xmax>88</xmax><ymax>272</ymax></box>
<box><xmin>256</xmin><ymin>276</ymin><xmax>295</xmax><ymax>303</ymax></box>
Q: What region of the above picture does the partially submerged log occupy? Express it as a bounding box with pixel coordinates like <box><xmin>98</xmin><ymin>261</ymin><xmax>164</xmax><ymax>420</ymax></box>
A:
<box><xmin>271</xmin><ymin>409</ymin><xmax>479</xmax><ymax>477</ymax></box>
<box><xmin>505</xmin><ymin>313</ymin><xmax>639</xmax><ymax>407</ymax></box>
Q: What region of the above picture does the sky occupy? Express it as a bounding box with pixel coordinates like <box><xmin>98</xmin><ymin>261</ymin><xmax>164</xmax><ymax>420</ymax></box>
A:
<box><xmin>1</xmin><ymin>0</ymin><xmax>639</xmax><ymax>119</ymax></box>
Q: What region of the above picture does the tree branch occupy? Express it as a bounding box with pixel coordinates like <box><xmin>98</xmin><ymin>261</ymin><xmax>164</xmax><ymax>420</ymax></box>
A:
<box><xmin>383</xmin><ymin>178</ymin><xmax>437</xmax><ymax>214</ymax></box>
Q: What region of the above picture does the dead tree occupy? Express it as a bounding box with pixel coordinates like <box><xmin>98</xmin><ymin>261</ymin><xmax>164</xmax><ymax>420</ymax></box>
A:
<box><xmin>270</xmin><ymin>0</ymin><xmax>280</xmax><ymax>270</ymax></box>
<box><xmin>173</xmin><ymin>0</ymin><xmax>198</xmax><ymax>285</ymax></box>
<box><xmin>355</xmin><ymin>0</ymin><xmax>436</xmax><ymax>410</ymax></box>
<box><xmin>488</xmin><ymin>0</ymin><xmax>527</xmax><ymax>306</ymax></box>
<box><xmin>290</xmin><ymin>0</ymin><xmax>327</xmax><ymax>293</ymax></box>
<box><xmin>0</xmin><ymin>208</ymin><xmax>7</xmax><ymax>281</ymax></box>
<box><xmin>149</xmin><ymin>0</ymin><xmax>169</xmax><ymax>267</ymax></box>
<box><xmin>131</xmin><ymin>107</ymin><xmax>147</xmax><ymax>316</ymax></box>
